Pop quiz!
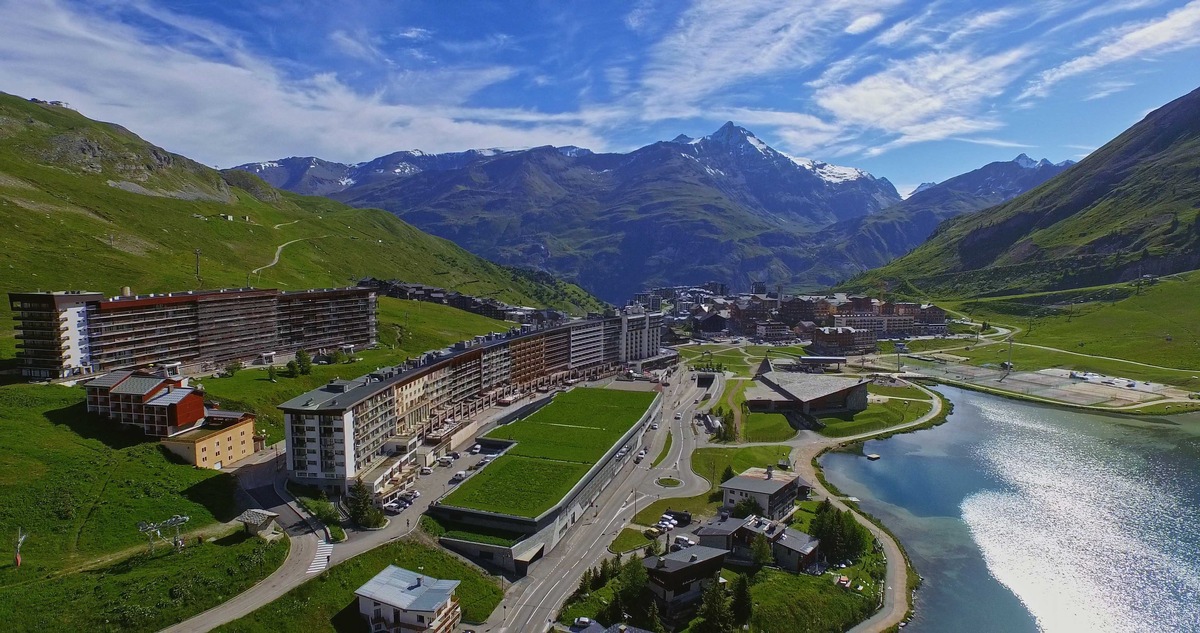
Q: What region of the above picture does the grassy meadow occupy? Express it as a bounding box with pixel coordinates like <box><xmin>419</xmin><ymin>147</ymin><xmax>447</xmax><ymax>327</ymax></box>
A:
<box><xmin>215</xmin><ymin>539</ymin><xmax>503</xmax><ymax>631</ymax></box>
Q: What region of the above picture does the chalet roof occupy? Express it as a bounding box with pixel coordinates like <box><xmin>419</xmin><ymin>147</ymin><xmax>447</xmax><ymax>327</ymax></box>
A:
<box><xmin>355</xmin><ymin>565</ymin><xmax>459</xmax><ymax>612</ymax></box>
<box><xmin>109</xmin><ymin>375</ymin><xmax>168</xmax><ymax>396</ymax></box>
<box><xmin>84</xmin><ymin>370</ymin><xmax>134</xmax><ymax>389</ymax></box>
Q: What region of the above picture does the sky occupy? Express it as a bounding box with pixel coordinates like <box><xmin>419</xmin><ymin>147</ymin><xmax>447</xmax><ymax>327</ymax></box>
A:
<box><xmin>1</xmin><ymin>1</ymin><xmax>1198</xmax><ymax>196</ymax></box>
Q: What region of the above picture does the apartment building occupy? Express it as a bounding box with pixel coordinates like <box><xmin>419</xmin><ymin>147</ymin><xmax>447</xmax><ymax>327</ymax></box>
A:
<box><xmin>9</xmin><ymin>287</ymin><xmax>376</xmax><ymax>378</ymax></box>
<box><xmin>811</xmin><ymin>326</ymin><xmax>876</xmax><ymax>355</ymax></box>
<box><xmin>8</xmin><ymin>291</ymin><xmax>104</xmax><ymax>379</ymax></box>
<box><xmin>281</xmin><ymin>312</ymin><xmax>662</xmax><ymax>495</ymax></box>
<box><xmin>833</xmin><ymin>313</ymin><xmax>916</xmax><ymax>337</ymax></box>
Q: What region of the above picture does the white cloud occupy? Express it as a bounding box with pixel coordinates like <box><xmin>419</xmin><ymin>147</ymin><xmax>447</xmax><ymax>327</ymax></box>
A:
<box><xmin>953</xmin><ymin>137</ymin><xmax>1035</xmax><ymax>148</ymax></box>
<box><xmin>0</xmin><ymin>0</ymin><xmax>606</xmax><ymax>165</ymax></box>
<box><xmin>1084</xmin><ymin>80</ymin><xmax>1135</xmax><ymax>100</ymax></box>
<box><xmin>330</xmin><ymin>29</ymin><xmax>386</xmax><ymax>63</ymax></box>
<box><xmin>1021</xmin><ymin>0</ymin><xmax>1200</xmax><ymax>99</ymax></box>
<box><xmin>637</xmin><ymin>0</ymin><xmax>901</xmax><ymax>117</ymax></box>
<box><xmin>625</xmin><ymin>0</ymin><xmax>655</xmax><ymax>32</ymax></box>
<box><xmin>815</xmin><ymin>47</ymin><xmax>1031</xmax><ymax>155</ymax></box>
<box><xmin>395</xmin><ymin>27</ymin><xmax>431</xmax><ymax>40</ymax></box>
<box><xmin>845</xmin><ymin>13</ymin><xmax>885</xmax><ymax>35</ymax></box>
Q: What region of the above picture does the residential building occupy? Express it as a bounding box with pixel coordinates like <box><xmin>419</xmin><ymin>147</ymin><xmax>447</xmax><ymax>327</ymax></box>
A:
<box><xmin>355</xmin><ymin>565</ymin><xmax>461</xmax><ymax>633</ymax></box>
<box><xmin>9</xmin><ymin>286</ymin><xmax>376</xmax><ymax>378</ymax></box>
<box><xmin>280</xmin><ymin>312</ymin><xmax>662</xmax><ymax>496</ymax></box>
<box><xmin>719</xmin><ymin>466</ymin><xmax>803</xmax><ymax>521</ymax></box>
<box><xmin>750</xmin><ymin>281</ymin><xmax>767</xmax><ymax>295</ymax></box>
<box><xmin>8</xmin><ymin>290</ymin><xmax>104</xmax><ymax>379</ymax></box>
<box><xmin>160</xmin><ymin>409</ymin><xmax>257</xmax><ymax>469</ymax></box>
<box><xmin>632</xmin><ymin>291</ymin><xmax>663</xmax><ymax>311</ymax></box>
<box><xmin>754</xmin><ymin>320</ymin><xmax>791</xmax><ymax>341</ymax></box>
<box><xmin>643</xmin><ymin>546</ymin><xmax>727</xmax><ymax>625</ymax></box>
<box><xmin>811</xmin><ymin>326</ymin><xmax>876</xmax><ymax>355</ymax></box>
<box><xmin>833</xmin><ymin>313</ymin><xmax>915</xmax><ymax>337</ymax></box>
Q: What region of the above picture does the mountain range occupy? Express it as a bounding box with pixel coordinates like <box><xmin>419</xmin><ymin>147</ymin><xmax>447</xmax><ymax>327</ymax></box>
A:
<box><xmin>0</xmin><ymin>91</ymin><xmax>602</xmax><ymax>348</ymax></box>
<box><xmin>236</xmin><ymin>125</ymin><xmax>1068</xmax><ymax>301</ymax></box>
<box><xmin>861</xmin><ymin>85</ymin><xmax>1200</xmax><ymax>297</ymax></box>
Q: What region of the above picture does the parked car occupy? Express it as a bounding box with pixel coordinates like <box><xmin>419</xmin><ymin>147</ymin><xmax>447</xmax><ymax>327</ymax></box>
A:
<box><xmin>449</xmin><ymin>451</ymin><xmax>462</xmax><ymax>459</ymax></box>
<box><xmin>450</xmin><ymin>471</ymin><xmax>468</xmax><ymax>483</ymax></box>
<box><xmin>651</xmin><ymin>423</ymin><xmax>660</xmax><ymax>430</ymax></box>
<box><xmin>643</xmin><ymin>527</ymin><xmax>662</xmax><ymax>538</ymax></box>
<box><xmin>383</xmin><ymin>502</ymin><xmax>403</xmax><ymax>514</ymax></box>
<box><xmin>437</xmin><ymin>456</ymin><xmax>454</xmax><ymax>467</ymax></box>
<box><xmin>419</xmin><ymin>466</ymin><xmax>433</xmax><ymax>475</ymax></box>
<box><xmin>470</xmin><ymin>444</ymin><xmax>482</xmax><ymax>454</ymax></box>
<box><xmin>674</xmin><ymin>412</ymin><xmax>682</xmax><ymax>420</ymax></box>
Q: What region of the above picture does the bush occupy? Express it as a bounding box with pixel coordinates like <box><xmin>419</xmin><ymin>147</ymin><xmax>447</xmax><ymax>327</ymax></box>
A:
<box><xmin>328</xmin><ymin>524</ymin><xmax>346</xmax><ymax>542</ymax></box>
<box><xmin>224</xmin><ymin>361</ymin><xmax>243</xmax><ymax>376</ymax></box>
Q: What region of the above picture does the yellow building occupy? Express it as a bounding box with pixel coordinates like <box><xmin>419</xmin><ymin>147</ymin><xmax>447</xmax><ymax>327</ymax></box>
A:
<box><xmin>160</xmin><ymin>410</ymin><xmax>258</xmax><ymax>469</ymax></box>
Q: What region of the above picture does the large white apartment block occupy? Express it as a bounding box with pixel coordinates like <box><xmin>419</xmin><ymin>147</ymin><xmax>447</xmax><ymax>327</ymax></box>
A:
<box><xmin>833</xmin><ymin>313</ymin><xmax>915</xmax><ymax>336</ymax></box>
<box><xmin>281</xmin><ymin>313</ymin><xmax>662</xmax><ymax>496</ymax></box>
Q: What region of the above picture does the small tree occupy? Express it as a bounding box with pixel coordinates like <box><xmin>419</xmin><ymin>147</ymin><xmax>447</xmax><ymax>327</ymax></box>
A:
<box><xmin>751</xmin><ymin>533</ymin><xmax>773</xmax><ymax>567</ymax></box>
<box><xmin>224</xmin><ymin>361</ymin><xmax>242</xmax><ymax>376</ymax></box>
<box><xmin>331</xmin><ymin>349</ymin><xmax>349</xmax><ymax>364</ymax></box>
<box><xmin>576</xmin><ymin>568</ymin><xmax>594</xmax><ymax>598</ymax></box>
<box><xmin>646</xmin><ymin>599</ymin><xmax>666</xmax><ymax>633</ymax></box>
<box><xmin>694</xmin><ymin>574</ymin><xmax>734</xmax><ymax>633</ymax></box>
<box><xmin>267</xmin><ymin>364</ymin><xmax>278</xmax><ymax>382</ymax></box>
<box><xmin>347</xmin><ymin>478</ymin><xmax>376</xmax><ymax>526</ymax></box>
<box><xmin>286</xmin><ymin>360</ymin><xmax>300</xmax><ymax>377</ymax></box>
<box><xmin>617</xmin><ymin>554</ymin><xmax>648</xmax><ymax>606</ymax></box>
<box><xmin>296</xmin><ymin>349</ymin><xmax>312</xmax><ymax>375</ymax></box>
<box><xmin>731</xmin><ymin>497</ymin><xmax>764</xmax><ymax>519</ymax></box>
<box><xmin>730</xmin><ymin>574</ymin><xmax>752</xmax><ymax>624</ymax></box>
<box><xmin>720</xmin><ymin>465</ymin><xmax>736</xmax><ymax>483</ymax></box>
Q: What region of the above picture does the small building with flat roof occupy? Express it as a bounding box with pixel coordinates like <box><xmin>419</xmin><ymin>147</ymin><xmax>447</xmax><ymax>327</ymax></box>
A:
<box><xmin>159</xmin><ymin>408</ymin><xmax>256</xmax><ymax>469</ymax></box>
<box><xmin>355</xmin><ymin>565</ymin><xmax>461</xmax><ymax>633</ymax></box>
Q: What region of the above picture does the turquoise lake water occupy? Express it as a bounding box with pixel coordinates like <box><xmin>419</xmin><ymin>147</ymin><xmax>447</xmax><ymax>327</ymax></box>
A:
<box><xmin>819</xmin><ymin>386</ymin><xmax>1200</xmax><ymax>633</ymax></box>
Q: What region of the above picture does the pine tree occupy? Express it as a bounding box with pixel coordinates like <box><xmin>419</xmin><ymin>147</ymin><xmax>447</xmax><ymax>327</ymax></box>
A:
<box><xmin>599</xmin><ymin>557</ymin><xmax>612</xmax><ymax>584</ymax></box>
<box><xmin>576</xmin><ymin>568</ymin><xmax>593</xmax><ymax>598</ymax></box>
<box><xmin>730</xmin><ymin>574</ymin><xmax>752</xmax><ymax>624</ymax></box>
<box><xmin>694</xmin><ymin>574</ymin><xmax>734</xmax><ymax>633</ymax></box>
<box><xmin>617</xmin><ymin>554</ymin><xmax>648</xmax><ymax>605</ymax></box>
<box><xmin>646</xmin><ymin>600</ymin><xmax>666</xmax><ymax>633</ymax></box>
<box><xmin>286</xmin><ymin>360</ymin><xmax>299</xmax><ymax>377</ymax></box>
<box><xmin>721</xmin><ymin>465</ymin><xmax>736</xmax><ymax>483</ymax></box>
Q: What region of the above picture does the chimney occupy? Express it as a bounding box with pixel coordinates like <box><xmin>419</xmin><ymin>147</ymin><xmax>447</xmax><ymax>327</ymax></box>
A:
<box><xmin>766</xmin><ymin>465</ymin><xmax>774</xmax><ymax>480</ymax></box>
<box><xmin>690</xmin><ymin>553</ymin><xmax>698</xmax><ymax>562</ymax></box>
<box><xmin>657</xmin><ymin>557</ymin><xmax>666</xmax><ymax>568</ymax></box>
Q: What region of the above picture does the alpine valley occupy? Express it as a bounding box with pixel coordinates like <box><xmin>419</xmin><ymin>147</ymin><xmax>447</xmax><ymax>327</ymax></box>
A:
<box><xmin>236</xmin><ymin>125</ymin><xmax>1071</xmax><ymax>302</ymax></box>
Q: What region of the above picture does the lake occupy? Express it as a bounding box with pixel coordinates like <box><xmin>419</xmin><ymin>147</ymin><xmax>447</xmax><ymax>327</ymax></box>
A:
<box><xmin>820</xmin><ymin>386</ymin><xmax>1200</xmax><ymax>633</ymax></box>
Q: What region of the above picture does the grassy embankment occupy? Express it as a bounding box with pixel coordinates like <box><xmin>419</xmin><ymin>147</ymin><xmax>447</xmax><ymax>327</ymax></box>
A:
<box><xmin>200</xmin><ymin>297</ymin><xmax>513</xmax><ymax>445</ymax></box>
<box><xmin>651</xmin><ymin>431</ymin><xmax>673</xmax><ymax>467</ymax></box>
<box><xmin>215</xmin><ymin>539</ymin><xmax>503</xmax><ymax>631</ymax></box>
<box><xmin>0</xmin><ymin>383</ymin><xmax>285</xmax><ymax>629</ymax></box>
<box><xmin>937</xmin><ymin>273</ymin><xmax>1200</xmax><ymax>388</ymax></box>
<box><xmin>609</xmin><ymin>528</ymin><xmax>653</xmax><ymax>554</ymax></box>
<box><xmin>442</xmin><ymin>388</ymin><xmax>656</xmax><ymax>518</ymax></box>
<box><xmin>632</xmin><ymin>445</ymin><xmax>792</xmax><ymax>526</ymax></box>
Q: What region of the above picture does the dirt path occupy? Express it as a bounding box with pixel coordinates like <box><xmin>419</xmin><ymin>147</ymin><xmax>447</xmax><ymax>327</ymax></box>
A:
<box><xmin>272</xmin><ymin>219</ymin><xmax>300</xmax><ymax>229</ymax></box>
<box><xmin>251</xmin><ymin>235</ymin><xmax>327</xmax><ymax>275</ymax></box>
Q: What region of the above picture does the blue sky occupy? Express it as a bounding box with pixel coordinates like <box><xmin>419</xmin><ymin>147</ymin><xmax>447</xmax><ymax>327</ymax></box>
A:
<box><xmin>1</xmin><ymin>1</ymin><xmax>1198</xmax><ymax>195</ymax></box>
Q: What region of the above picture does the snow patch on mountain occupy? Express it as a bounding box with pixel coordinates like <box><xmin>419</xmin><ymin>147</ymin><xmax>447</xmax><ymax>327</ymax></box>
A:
<box><xmin>1013</xmin><ymin>153</ymin><xmax>1038</xmax><ymax>168</ymax></box>
<box><xmin>786</xmin><ymin>155</ymin><xmax>868</xmax><ymax>183</ymax></box>
<box><xmin>338</xmin><ymin>177</ymin><xmax>356</xmax><ymax>186</ymax></box>
<box><xmin>254</xmin><ymin>161</ymin><xmax>279</xmax><ymax>171</ymax></box>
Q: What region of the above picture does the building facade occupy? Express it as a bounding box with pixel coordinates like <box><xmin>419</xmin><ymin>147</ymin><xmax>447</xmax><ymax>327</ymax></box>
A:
<box><xmin>720</xmin><ymin>467</ymin><xmax>802</xmax><ymax>521</ymax></box>
<box><xmin>280</xmin><ymin>312</ymin><xmax>664</xmax><ymax>496</ymax></box>
<box><xmin>811</xmin><ymin>326</ymin><xmax>876</xmax><ymax>355</ymax></box>
<box><xmin>9</xmin><ymin>287</ymin><xmax>376</xmax><ymax>378</ymax></box>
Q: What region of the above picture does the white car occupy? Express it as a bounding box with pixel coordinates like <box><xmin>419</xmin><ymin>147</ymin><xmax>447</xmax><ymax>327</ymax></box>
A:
<box><xmin>674</xmin><ymin>412</ymin><xmax>682</xmax><ymax>420</ymax></box>
<box><xmin>419</xmin><ymin>466</ymin><xmax>433</xmax><ymax>475</ymax></box>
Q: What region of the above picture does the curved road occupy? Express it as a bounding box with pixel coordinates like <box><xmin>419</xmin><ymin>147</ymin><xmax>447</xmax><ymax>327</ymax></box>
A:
<box><xmin>250</xmin><ymin>236</ymin><xmax>327</xmax><ymax>275</ymax></box>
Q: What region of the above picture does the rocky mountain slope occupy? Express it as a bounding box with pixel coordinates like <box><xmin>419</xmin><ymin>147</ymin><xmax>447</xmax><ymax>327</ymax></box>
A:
<box><xmin>806</xmin><ymin>155</ymin><xmax>1074</xmax><ymax>280</ymax></box>
<box><xmin>857</xmin><ymin>85</ymin><xmax>1200</xmax><ymax>297</ymax></box>
<box><xmin>0</xmin><ymin>92</ymin><xmax>603</xmax><ymax>346</ymax></box>
<box><xmin>239</xmin><ymin>124</ymin><xmax>905</xmax><ymax>300</ymax></box>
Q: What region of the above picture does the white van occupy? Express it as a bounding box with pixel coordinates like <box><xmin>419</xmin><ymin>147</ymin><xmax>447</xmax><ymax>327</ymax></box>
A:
<box><xmin>450</xmin><ymin>470</ymin><xmax>467</xmax><ymax>483</ymax></box>
<box><xmin>437</xmin><ymin>456</ymin><xmax>454</xmax><ymax>467</ymax></box>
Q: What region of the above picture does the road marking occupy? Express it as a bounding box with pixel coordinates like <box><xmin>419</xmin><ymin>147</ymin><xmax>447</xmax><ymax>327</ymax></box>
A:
<box><xmin>307</xmin><ymin>540</ymin><xmax>333</xmax><ymax>574</ymax></box>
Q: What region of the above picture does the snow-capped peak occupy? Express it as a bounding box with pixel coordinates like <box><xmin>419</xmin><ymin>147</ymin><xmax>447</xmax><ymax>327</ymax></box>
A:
<box><xmin>786</xmin><ymin>155</ymin><xmax>868</xmax><ymax>184</ymax></box>
<box><xmin>1055</xmin><ymin>159</ymin><xmax>1076</xmax><ymax>168</ymax></box>
<box><xmin>910</xmin><ymin>182</ymin><xmax>938</xmax><ymax>196</ymax></box>
<box><xmin>671</xmin><ymin>134</ymin><xmax>695</xmax><ymax>144</ymax></box>
<box><xmin>1013</xmin><ymin>153</ymin><xmax>1038</xmax><ymax>168</ymax></box>
<box><xmin>253</xmin><ymin>161</ymin><xmax>279</xmax><ymax>171</ymax></box>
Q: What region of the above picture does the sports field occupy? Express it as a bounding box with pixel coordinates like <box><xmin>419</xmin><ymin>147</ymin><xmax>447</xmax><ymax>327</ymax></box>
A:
<box><xmin>440</xmin><ymin>388</ymin><xmax>656</xmax><ymax>518</ymax></box>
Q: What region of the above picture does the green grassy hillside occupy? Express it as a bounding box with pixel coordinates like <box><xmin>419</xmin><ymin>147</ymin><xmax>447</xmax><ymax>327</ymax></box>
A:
<box><xmin>0</xmin><ymin>92</ymin><xmax>602</xmax><ymax>359</ymax></box>
<box><xmin>945</xmin><ymin>271</ymin><xmax>1200</xmax><ymax>370</ymax></box>
<box><xmin>856</xmin><ymin>85</ymin><xmax>1200</xmax><ymax>297</ymax></box>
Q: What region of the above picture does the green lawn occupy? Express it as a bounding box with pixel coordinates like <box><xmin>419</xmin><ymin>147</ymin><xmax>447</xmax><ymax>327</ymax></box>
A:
<box><xmin>818</xmin><ymin>399</ymin><xmax>932</xmax><ymax>438</ymax></box>
<box><xmin>865</xmin><ymin>382</ymin><xmax>932</xmax><ymax>400</ymax></box>
<box><xmin>440</xmin><ymin>455</ymin><xmax>590</xmax><ymax>518</ymax></box>
<box><xmin>651</xmin><ymin>431</ymin><xmax>673</xmax><ymax>467</ymax></box>
<box><xmin>443</xmin><ymin>389</ymin><xmax>656</xmax><ymax>517</ymax></box>
<box><xmin>0</xmin><ymin>384</ymin><xmax>240</xmax><ymax>584</ymax></box>
<box><xmin>420</xmin><ymin>515</ymin><xmax>525</xmax><ymax>547</ymax></box>
<box><xmin>633</xmin><ymin>445</ymin><xmax>792</xmax><ymax>525</ymax></box>
<box><xmin>707</xmin><ymin>566</ymin><xmax>876</xmax><ymax>633</ymax></box>
<box><xmin>202</xmin><ymin>297</ymin><xmax>513</xmax><ymax>445</ymax></box>
<box><xmin>945</xmin><ymin>272</ymin><xmax>1200</xmax><ymax>372</ymax></box>
<box><xmin>609</xmin><ymin>527</ymin><xmax>653</xmax><ymax>553</ymax></box>
<box><xmin>789</xmin><ymin>500</ymin><xmax>824</xmax><ymax>533</ymax></box>
<box><xmin>878</xmin><ymin>337</ymin><xmax>974</xmax><ymax>355</ymax></box>
<box><xmin>656</xmin><ymin>477</ymin><xmax>682</xmax><ymax>487</ymax></box>
<box><xmin>485</xmin><ymin>388</ymin><xmax>657</xmax><ymax>464</ymax></box>
<box><xmin>742</xmin><ymin>412</ymin><xmax>797</xmax><ymax>442</ymax></box>
<box><xmin>949</xmin><ymin>341</ymin><xmax>1200</xmax><ymax>389</ymax></box>
<box><xmin>215</xmin><ymin>539</ymin><xmax>503</xmax><ymax>631</ymax></box>
<box><xmin>0</xmin><ymin>531</ymin><xmax>287</xmax><ymax>632</ymax></box>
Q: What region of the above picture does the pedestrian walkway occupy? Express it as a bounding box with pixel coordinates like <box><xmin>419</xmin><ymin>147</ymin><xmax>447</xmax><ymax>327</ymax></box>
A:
<box><xmin>307</xmin><ymin>540</ymin><xmax>333</xmax><ymax>574</ymax></box>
